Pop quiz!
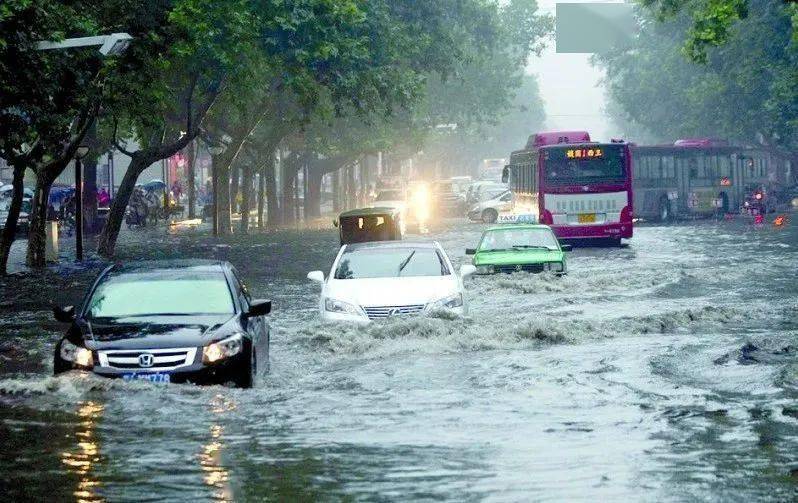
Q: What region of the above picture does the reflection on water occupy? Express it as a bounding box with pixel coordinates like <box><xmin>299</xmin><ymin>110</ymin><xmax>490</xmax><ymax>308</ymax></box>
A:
<box><xmin>61</xmin><ymin>401</ymin><xmax>104</xmax><ymax>503</ymax></box>
<box><xmin>199</xmin><ymin>394</ymin><xmax>236</xmax><ymax>502</ymax></box>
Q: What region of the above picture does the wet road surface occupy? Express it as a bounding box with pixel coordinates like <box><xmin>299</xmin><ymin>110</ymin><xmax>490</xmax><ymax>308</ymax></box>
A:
<box><xmin>1</xmin><ymin>218</ymin><xmax>797</xmax><ymax>501</ymax></box>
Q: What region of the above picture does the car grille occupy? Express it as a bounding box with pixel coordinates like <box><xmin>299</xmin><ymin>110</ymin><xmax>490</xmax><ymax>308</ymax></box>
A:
<box><xmin>497</xmin><ymin>264</ymin><xmax>545</xmax><ymax>274</ymax></box>
<box><xmin>97</xmin><ymin>347</ymin><xmax>198</xmax><ymax>371</ymax></box>
<box><xmin>363</xmin><ymin>304</ymin><xmax>426</xmax><ymax>320</ymax></box>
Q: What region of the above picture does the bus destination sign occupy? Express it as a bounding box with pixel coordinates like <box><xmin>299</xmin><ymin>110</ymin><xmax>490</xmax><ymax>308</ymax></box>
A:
<box><xmin>566</xmin><ymin>148</ymin><xmax>603</xmax><ymax>159</ymax></box>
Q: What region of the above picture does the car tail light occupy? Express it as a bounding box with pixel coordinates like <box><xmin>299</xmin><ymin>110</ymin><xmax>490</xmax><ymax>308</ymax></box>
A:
<box><xmin>620</xmin><ymin>205</ymin><xmax>633</xmax><ymax>223</ymax></box>
<box><xmin>541</xmin><ymin>209</ymin><xmax>553</xmax><ymax>225</ymax></box>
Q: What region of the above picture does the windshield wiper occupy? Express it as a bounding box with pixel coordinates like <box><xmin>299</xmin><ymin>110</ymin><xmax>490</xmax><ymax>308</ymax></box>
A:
<box><xmin>512</xmin><ymin>245</ymin><xmax>555</xmax><ymax>250</ymax></box>
<box><xmin>397</xmin><ymin>250</ymin><xmax>416</xmax><ymax>276</ymax></box>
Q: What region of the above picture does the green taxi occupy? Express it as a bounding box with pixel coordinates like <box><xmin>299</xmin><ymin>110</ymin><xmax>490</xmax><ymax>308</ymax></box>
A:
<box><xmin>465</xmin><ymin>224</ymin><xmax>570</xmax><ymax>275</ymax></box>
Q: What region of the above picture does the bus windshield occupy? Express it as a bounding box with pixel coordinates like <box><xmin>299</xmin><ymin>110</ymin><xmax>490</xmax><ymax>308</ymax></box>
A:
<box><xmin>543</xmin><ymin>145</ymin><xmax>625</xmax><ymax>186</ymax></box>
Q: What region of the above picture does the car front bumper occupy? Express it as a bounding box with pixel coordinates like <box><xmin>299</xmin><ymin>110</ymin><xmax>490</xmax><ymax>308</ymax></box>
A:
<box><xmin>56</xmin><ymin>351</ymin><xmax>248</xmax><ymax>385</ymax></box>
<box><xmin>321</xmin><ymin>306</ymin><xmax>465</xmax><ymax>323</ymax></box>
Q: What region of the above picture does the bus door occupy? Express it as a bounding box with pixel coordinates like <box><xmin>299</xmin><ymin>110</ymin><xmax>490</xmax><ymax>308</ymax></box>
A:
<box><xmin>675</xmin><ymin>154</ymin><xmax>691</xmax><ymax>215</ymax></box>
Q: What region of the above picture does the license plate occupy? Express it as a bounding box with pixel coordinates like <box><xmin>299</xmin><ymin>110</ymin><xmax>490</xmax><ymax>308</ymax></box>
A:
<box><xmin>578</xmin><ymin>213</ymin><xmax>596</xmax><ymax>223</ymax></box>
<box><xmin>122</xmin><ymin>373</ymin><xmax>170</xmax><ymax>384</ymax></box>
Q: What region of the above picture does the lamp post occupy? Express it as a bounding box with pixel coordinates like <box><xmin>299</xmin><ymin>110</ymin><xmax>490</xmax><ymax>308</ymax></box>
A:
<box><xmin>36</xmin><ymin>33</ymin><xmax>133</xmax><ymax>56</ymax></box>
<box><xmin>74</xmin><ymin>146</ymin><xmax>90</xmax><ymax>261</ymax></box>
<box><xmin>34</xmin><ymin>32</ymin><xmax>132</xmax><ymax>262</ymax></box>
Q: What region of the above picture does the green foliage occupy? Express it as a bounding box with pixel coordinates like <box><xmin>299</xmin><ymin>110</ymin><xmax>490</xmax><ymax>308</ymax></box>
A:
<box><xmin>639</xmin><ymin>0</ymin><xmax>795</xmax><ymax>63</ymax></box>
<box><xmin>599</xmin><ymin>0</ymin><xmax>797</xmax><ymax>149</ymax></box>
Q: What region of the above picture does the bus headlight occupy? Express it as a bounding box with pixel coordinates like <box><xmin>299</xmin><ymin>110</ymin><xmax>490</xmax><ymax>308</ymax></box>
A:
<box><xmin>60</xmin><ymin>339</ymin><xmax>93</xmax><ymax>368</ymax></box>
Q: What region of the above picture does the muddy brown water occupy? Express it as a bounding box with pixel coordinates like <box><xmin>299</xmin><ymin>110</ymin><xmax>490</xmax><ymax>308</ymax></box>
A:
<box><xmin>1</xmin><ymin>219</ymin><xmax>796</xmax><ymax>501</ymax></box>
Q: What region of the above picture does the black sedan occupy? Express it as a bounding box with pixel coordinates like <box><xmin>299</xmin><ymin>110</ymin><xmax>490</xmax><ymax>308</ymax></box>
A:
<box><xmin>53</xmin><ymin>260</ymin><xmax>271</xmax><ymax>388</ymax></box>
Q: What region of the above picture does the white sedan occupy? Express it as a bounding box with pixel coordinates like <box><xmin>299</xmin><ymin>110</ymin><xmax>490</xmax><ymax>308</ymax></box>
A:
<box><xmin>307</xmin><ymin>241</ymin><xmax>476</xmax><ymax>322</ymax></box>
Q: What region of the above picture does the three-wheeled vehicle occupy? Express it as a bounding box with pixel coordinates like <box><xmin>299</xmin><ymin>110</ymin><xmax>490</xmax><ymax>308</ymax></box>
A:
<box><xmin>335</xmin><ymin>207</ymin><xmax>404</xmax><ymax>245</ymax></box>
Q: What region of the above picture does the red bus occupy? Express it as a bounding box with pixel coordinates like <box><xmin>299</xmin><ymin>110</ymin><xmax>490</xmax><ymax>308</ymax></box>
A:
<box><xmin>503</xmin><ymin>131</ymin><xmax>633</xmax><ymax>243</ymax></box>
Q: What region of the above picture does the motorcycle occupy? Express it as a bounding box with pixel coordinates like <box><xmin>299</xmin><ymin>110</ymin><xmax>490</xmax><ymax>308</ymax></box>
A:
<box><xmin>125</xmin><ymin>204</ymin><xmax>148</xmax><ymax>229</ymax></box>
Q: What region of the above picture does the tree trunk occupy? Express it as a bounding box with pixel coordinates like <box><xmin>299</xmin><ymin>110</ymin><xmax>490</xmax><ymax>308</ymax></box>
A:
<box><xmin>332</xmin><ymin>170</ymin><xmax>341</xmax><ymax>213</ymax></box>
<box><xmin>26</xmin><ymin>172</ymin><xmax>55</xmax><ymax>267</ymax></box>
<box><xmin>229</xmin><ymin>163</ymin><xmax>241</xmax><ymax>215</ymax></box>
<box><xmin>0</xmin><ymin>164</ymin><xmax>26</xmax><ymax>274</ymax></box>
<box><xmin>359</xmin><ymin>159</ymin><xmax>369</xmax><ymax>207</ymax></box>
<box><xmin>281</xmin><ymin>155</ymin><xmax>296</xmax><ymax>225</ymax></box>
<box><xmin>97</xmin><ymin>155</ymin><xmax>147</xmax><ymax>257</ymax></box>
<box><xmin>214</xmin><ymin>154</ymin><xmax>232</xmax><ymax>236</ymax></box>
<box><xmin>257</xmin><ymin>161</ymin><xmax>266</xmax><ymax>230</ymax></box>
<box><xmin>240</xmin><ymin>164</ymin><xmax>253</xmax><ymax>234</ymax></box>
<box><xmin>346</xmin><ymin>164</ymin><xmax>355</xmax><ymax>210</ymax></box>
<box><xmin>265</xmin><ymin>153</ymin><xmax>279</xmax><ymax>227</ymax></box>
<box><xmin>186</xmin><ymin>140</ymin><xmax>197</xmax><ymax>219</ymax></box>
<box><xmin>306</xmin><ymin>166</ymin><xmax>322</xmax><ymax>219</ymax></box>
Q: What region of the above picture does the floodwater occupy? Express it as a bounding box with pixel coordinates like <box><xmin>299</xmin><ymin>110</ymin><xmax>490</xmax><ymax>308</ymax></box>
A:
<box><xmin>1</xmin><ymin>218</ymin><xmax>797</xmax><ymax>501</ymax></box>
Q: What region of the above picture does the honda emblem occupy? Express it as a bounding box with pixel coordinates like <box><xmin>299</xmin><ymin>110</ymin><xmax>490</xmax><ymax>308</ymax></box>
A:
<box><xmin>138</xmin><ymin>353</ymin><xmax>154</xmax><ymax>368</ymax></box>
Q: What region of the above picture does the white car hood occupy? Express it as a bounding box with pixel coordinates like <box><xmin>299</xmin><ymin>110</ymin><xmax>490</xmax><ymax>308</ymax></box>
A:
<box><xmin>326</xmin><ymin>275</ymin><xmax>459</xmax><ymax>307</ymax></box>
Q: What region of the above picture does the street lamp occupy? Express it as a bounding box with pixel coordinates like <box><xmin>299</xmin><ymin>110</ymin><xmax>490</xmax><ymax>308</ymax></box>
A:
<box><xmin>36</xmin><ymin>33</ymin><xmax>133</xmax><ymax>56</ymax></box>
<box><xmin>74</xmin><ymin>145</ymin><xmax>90</xmax><ymax>262</ymax></box>
<box><xmin>33</xmin><ymin>33</ymin><xmax>132</xmax><ymax>263</ymax></box>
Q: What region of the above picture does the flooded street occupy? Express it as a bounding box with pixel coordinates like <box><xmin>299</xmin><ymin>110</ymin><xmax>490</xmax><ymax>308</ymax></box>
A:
<box><xmin>1</xmin><ymin>219</ymin><xmax>797</xmax><ymax>501</ymax></box>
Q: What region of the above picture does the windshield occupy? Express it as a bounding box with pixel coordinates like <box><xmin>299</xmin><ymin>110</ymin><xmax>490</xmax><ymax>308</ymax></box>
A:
<box><xmin>479</xmin><ymin>228</ymin><xmax>559</xmax><ymax>251</ymax></box>
<box><xmin>376</xmin><ymin>190</ymin><xmax>403</xmax><ymax>201</ymax></box>
<box><xmin>543</xmin><ymin>145</ymin><xmax>626</xmax><ymax>186</ymax></box>
<box><xmin>334</xmin><ymin>247</ymin><xmax>449</xmax><ymax>279</ymax></box>
<box><xmin>86</xmin><ymin>270</ymin><xmax>235</xmax><ymax>318</ymax></box>
<box><xmin>483</xmin><ymin>189</ymin><xmax>509</xmax><ymax>201</ymax></box>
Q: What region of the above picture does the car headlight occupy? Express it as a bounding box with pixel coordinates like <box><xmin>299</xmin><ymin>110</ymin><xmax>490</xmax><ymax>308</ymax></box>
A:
<box><xmin>203</xmin><ymin>333</ymin><xmax>244</xmax><ymax>364</ymax></box>
<box><xmin>475</xmin><ymin>265</ymin><xmax>494</xmax><ymax>274</ymax></box>
<box><xmin>60</xmin><ymin>339</ymin><xmax>93</xmax><ymax>368</ymax></box>
<box><xmin>325</xmin><ymin>298</ymin><xmax>364</xmax><ymax>316</ymax></box>
<box><xmin>427</xmin><ymin>293</ymin><xmax>463</xmax><ymax>311</ymax></box>
<box><xmin>545</xmin><ymin>262</ymin><xmax>564</xmax><ymax>272</ymax></box>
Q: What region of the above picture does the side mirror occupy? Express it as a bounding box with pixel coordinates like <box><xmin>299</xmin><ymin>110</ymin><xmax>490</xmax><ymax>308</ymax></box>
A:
<box><xmin>307</xmin><ymin>270</ymin><xmax>325</xmax><ymax>283</ymax></box>
<box><xmin>247</xmin><ymin>299</ymin><xmax>272</xmax><ymax>317</ymax></box>
<box><xmin>459</xmin><ymin>264</ymin><xmax>477</xmax><ymax>279</ymax></box>
<box><xmin>53</xmin><ymin>305</ymin><xmax>75</xmax><ymax>323</ymax></box>
<box><xmin>561</xmin><ymin>244</ymin><xmax>573</xmax><ymax>252</ymax></box>
<box><xmin>465</xmin><ymin>248</ymin><xmax>476</xmax><ymax>255</ymax></box>
<box><xmin>332</xmin><ymin>219</ymin><xmax>339</xmax><ymax>228</ymax></box>
<box><xmin>501</xmin><ymin>166</ymin><xmax>509</xmax><ymax>183</ymax></box>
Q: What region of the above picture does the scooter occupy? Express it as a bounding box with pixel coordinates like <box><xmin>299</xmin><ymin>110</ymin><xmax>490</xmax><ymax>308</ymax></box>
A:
<box><xmin>125</xmin><ymin>203</ymin><xmax>148</xmax><ymax>229</ymax></box>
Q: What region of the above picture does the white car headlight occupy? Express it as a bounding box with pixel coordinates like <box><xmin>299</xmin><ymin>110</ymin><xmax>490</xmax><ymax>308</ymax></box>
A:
<box><xmin>203</xmin><ymin>333</ymin><xmax>244</xmax><ymax>363</ymax></box>
<box><xmin>427</xmin><ymin>293</ymin><xmax>464</xmax><ymax>311</ymax></box>
<box><xmin>60</xmin><ymin>339</ymin><xmax>93</xmax><ymax>367</ymax></box>
<box><xmin>475</xmin><ymin>265</ymin><xmax>494</xmax><ymax>274</ymax></box>
<box><xmin>545</xmin><ymin>262</ymin><xmax>564</xmax><ymax>272</ymax></box>
<box><xmin>325</xmin><ymin>298</ymin><xmax>364</xmax><ymax>316</ymax></box>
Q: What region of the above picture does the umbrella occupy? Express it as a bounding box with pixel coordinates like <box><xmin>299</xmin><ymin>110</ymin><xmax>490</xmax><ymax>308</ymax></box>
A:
<box><xmin>142</xmin><ymin>179</ymin><xmax>166</xmax><ymax>192</ymax></box>
<box><xmin>1</xmin><ymin>185</ymin><xmax>34</xmax><ymax>198</ymax></box>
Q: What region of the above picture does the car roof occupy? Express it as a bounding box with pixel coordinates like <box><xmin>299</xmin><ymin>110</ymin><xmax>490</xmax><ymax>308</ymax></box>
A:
<box><xmin>484</xmin><ymin>224</ymin><xmax>553</xmax><ymax>232</ymax></box>
<box><xmin>344</xmin><ymin>240</ymin><xmax>438</xmax><ymax>251</ymax></box>
<box><xmin>111</xmin><ymin>259</ymin><xmax>229</xmax><ymax>273</ymax></box>
<box><xmin>339</xmin><ymin>207</ymin><xmax>400</xmax><ymax>218</ymax></box>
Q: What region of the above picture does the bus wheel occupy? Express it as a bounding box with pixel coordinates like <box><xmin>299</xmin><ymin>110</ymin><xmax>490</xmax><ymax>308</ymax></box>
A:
<box><xmin>658</xmin><ymin>196</ymin><xmax>672</xmax><ymax>222</ymax></box>
<box><xmin>482</xmin><ymin>208</ymin><xmax>498</xmax><ymax>223</ymax></box>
